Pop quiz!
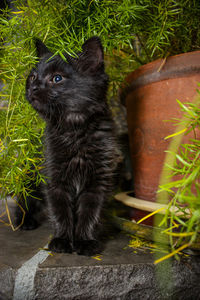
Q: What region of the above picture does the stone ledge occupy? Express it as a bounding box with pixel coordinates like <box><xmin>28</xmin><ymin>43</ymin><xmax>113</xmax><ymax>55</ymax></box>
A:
<box><xmin>0</xmin><ymin>223</ymin><xmax>200</xmax><ymax>300</ymax></box>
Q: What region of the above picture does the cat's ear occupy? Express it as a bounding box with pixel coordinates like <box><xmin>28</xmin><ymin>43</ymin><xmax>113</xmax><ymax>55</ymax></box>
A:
<box><xmin>77</xmin><ymin>37</ymin><xmax>104</xmax><ymax>74</ymax></box>
<box><xmin>35</xmin><ymin>38</ymin><xmax>52</xmax><ymax>58</ymax></box>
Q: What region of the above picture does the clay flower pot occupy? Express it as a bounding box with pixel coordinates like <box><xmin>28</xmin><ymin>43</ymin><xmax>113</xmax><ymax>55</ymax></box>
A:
<box><xmin>120</xmin><ymin>51</ymin><xmax>200</xmax><ymax>202</ymax></box>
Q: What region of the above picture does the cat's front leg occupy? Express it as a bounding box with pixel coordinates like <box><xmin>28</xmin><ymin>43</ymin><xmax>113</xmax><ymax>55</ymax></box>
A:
<box><xmin>47</xmin><ymin>186</ymin><xmax>74</xmax><ymax>253</ymax></box>
<box><xmin>74</xmin><ymin>190</ymin><xmax>104</xmax><ymax>256</ymax></box>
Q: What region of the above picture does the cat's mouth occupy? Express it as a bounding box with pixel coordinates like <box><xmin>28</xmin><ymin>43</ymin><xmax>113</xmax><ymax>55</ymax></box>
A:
<box><xmin>28</xmin><ymin>91</ymin><xmax>39</xmax><ymax>103</ymax></box>
<box><xmin>30</xmin><ymin>97</ymin><xmax>43</xmax><ymax>111</ymax></box>
<box><xmin>31</xmin><ymin>96</ymin><xmax>39</xmax><ymax>104</ymax></box>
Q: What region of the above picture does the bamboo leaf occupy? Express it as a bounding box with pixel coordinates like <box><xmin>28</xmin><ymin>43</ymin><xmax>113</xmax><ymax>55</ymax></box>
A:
<box><xmin>154</xmin><ymin>243</ymin><xmax>190</xmax><ymax>265</ymax></box>
<box><xmin>165</xmin><ymin>128</ymin><xmax>187</xmax><ymax>140</ymax></box>
<box><xmin>137</xmin><ymin>207</ymin><xmax>165</xmax><ymax>224</ymax></box>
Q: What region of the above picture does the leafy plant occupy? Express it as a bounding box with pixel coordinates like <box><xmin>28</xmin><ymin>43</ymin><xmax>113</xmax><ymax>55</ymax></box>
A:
<box><xmin>158</xmin><ymin>94</ymin><xmax>200</xmax><ymax>256</ymax></box>
<box><xmin>0</xmin><ymin>0</ymin><xmax>138</xmax><ymax>201</ymax></box>
<box><xmin>1</xmin><ymin>0</ymin><xmax>200</xmax><ymax>217</ymax></box>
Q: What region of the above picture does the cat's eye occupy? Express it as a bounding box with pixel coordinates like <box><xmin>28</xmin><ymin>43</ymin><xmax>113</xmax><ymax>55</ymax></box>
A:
<box><xmin>52</xmin><ymin>74</ymin><xmax>63</xmax><ymax>83</ymax></box>
<box><xmin>30</xmin><ymin>74</ymin><xmax>36</xmax><ymax>81</ymax></box>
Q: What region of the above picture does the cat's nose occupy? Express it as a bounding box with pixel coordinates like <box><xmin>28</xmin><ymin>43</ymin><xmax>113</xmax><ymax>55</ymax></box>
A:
<box><xmin>32</xmin><ymin>80</ymin><xmax>45</xmax><ymax>92</ymax></box>
<box><xmin>32</xmin><ymin>85</ymin><xmax>38</xmax><ymax>92</ymax></box>
<box><xmin>32</xmin><ymin>82</ymin><xmax>43</xmax><ymax>92</ymax></box>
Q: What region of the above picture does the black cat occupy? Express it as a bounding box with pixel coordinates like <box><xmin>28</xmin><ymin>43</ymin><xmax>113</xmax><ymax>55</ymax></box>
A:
<box><xmin>21</xmin><ymin>37</ymin><xmax>118</xmax><ymax>255</ymax></box>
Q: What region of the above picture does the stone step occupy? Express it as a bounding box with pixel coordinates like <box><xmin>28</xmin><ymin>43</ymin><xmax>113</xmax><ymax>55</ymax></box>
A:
<box><xmin>0</xmin><ymin>223</ymin><xmax>200</xmax><ymax>300</ymax></box>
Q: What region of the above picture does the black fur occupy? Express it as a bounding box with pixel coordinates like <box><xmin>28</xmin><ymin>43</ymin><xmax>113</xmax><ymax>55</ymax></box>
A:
<box><xmin>23</xmin><ymin>37</ymin><xmax>118</xmax><ymax>255</ymax></box>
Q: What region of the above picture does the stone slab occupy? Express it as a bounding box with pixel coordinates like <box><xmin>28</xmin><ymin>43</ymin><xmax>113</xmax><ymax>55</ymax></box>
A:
<box><xmin>0</xmin><ymin>222</ymin><xmax>200</xmax><ymax>299</ymax></box>
<box><xmin>0</xmin><ymin>224</ymin><xmax>51</xmax><ymax>269</ymax></box>
<box><xmin>0</xmin><ymin>223</ymin><xmax>51</xmax><ymax>300</ymax></box>
<box><xmin>34</xmin><ymin>233</ymin><xmax>200</xmax><ymax>300</ymax></box>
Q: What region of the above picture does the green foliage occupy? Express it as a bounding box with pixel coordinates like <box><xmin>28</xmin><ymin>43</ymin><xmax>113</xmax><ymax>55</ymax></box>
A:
<box><xmin>1</xmin><ymin>0</ymin><xmax>200</xmax><ymax>202</ymax></box>
<box><xmin>138</xmin><ymin>0</ymin><xmax>200</xmax><ymax>58</ymax></box>
<box><xmin>0</xmin><ymin>0</ymin><xmax>138</xmax><ymax>199</ymax></box>
<box><xmin>159</xmin><ymin>96</ymin><xmax>200</xmax><ymax>251</ymax></box>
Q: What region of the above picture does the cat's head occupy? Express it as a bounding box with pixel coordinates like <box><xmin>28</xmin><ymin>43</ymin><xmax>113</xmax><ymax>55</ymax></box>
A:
<box><xmin>26</xmin><ymin>37</ymin><xmax>108</xmax><ymax>122</ymax></box>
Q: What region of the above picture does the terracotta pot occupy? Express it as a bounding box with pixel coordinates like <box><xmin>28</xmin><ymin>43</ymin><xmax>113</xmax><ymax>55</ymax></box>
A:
<box><xmin>120</xmin><ymin>51</ymin><xmax>200</xmax><ymax>202</ymax></box>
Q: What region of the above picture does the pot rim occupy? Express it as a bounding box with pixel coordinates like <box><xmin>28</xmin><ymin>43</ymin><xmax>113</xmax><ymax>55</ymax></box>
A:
<box><xmin>120</xmin><ymin>50</ymin><xmax>200</xmax><ymax>105</ymax></box>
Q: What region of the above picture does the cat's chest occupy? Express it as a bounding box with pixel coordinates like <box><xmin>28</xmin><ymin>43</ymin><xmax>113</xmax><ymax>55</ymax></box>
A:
<box><xmin>47</xmin><ymin>132</ymin><xmax>93</xmax><ymax>166</ymax></box>
<box><xmin>46</xmin><ymin>126</ymin><xmax>104</xmax><ymax>172</ymax></box>
<box><xmin>47</xmin><ymin>146</ymin><xmax>93</xmax><ymax>191</ymax></box>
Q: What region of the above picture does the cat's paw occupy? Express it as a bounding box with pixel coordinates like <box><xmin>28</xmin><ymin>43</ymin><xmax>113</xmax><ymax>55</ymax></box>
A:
<box><xmin>75</xmin><ymin>240</ymin><xmax>101</xmax><ymax>256</ymax></box>
<box><xmin>48</xmin><ymin>238</ymin><xmax>73</xmax><ymax>253</ymax></box>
